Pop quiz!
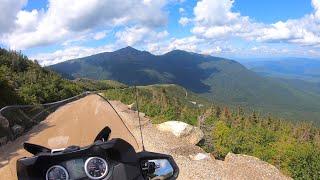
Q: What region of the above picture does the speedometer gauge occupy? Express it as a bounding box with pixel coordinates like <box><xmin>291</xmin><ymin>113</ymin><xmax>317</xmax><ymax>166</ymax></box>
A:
<box><xmin>84</xmin><ymin>157</ymin><xmax>108</xmax><ymax>179</ymax></box>
<box><xmin>46</xmin><ymin>165</ymin><xmax>69</xmax><ymax>180</ymax></box>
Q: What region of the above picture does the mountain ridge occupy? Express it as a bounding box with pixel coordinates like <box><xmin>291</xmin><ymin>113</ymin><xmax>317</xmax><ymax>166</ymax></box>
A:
<box><xmin>242</xmin><ymin>58</ymin><xmax>320</xmax><ymax>82</ymax></box>
<box><xmin>49</xmin><ymin>47</ymin><xmax>320</xmax><ymax>122</ymax></box>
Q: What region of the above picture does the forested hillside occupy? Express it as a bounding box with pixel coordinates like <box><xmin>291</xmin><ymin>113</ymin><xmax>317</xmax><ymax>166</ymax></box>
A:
<box><xmin>0</xmin><ymin>48</ymin><xmax>83</xmax><ymax>108</ymax></box>
<box><xmin>103</xmin><ymin>85</ymin><xmax>320</xmax><ymax>179</ymax></box>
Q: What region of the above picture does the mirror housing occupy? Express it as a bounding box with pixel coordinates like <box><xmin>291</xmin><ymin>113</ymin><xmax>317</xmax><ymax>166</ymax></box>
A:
<box><xmin>23</xmin><ymin>143</ymin><xmax>51</xmax><ymax>155</ymax></box>
<box><xmin>94</xmin><ymin>126</ymin><xmax>111</xmax><ymax>142</ymax></box>
<box><xmin>137</xmin><ymin>151</ymin><xmax>179</xmax><ymax>180</ymax></box>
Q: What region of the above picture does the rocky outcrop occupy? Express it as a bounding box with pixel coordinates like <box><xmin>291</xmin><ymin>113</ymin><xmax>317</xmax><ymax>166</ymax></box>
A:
<box><xmin>222</xmin><ymin>152</ymin><xmax>291</xmax><ymax>180</ymax></box>
<box><xmin>189</xmin><ymin>153</ymin><xmax>212</xmax><ymax>161</ymax></box>
<box><xmin>187</xmin><ymin>127</ymin><xmax>204</xmax><ymax>145</ymax></box>
<box><xmin>0</xmin><ymin>115</ymin><xmax>10</xmax><ymax>145</ymax></box>
<box><xmin>0</xmin><ymin>136</ymin><xmax>8</xmax><ymax>145</ymax></box>
<box><xmin>0</xmin><ymin>115</ymin><xmax>9</xmax><ymax>129</ymax></box>
<box><xmin>11</xmin><ymin>124</ymin><xmax>24</xmax><ymax>137</ymax></box>
<box><xmin>127</xmin><ymin>103</ymin><xmax>135</xmax><ymax>110</ymax></box>
<box><xmin>157</xmin><ymin>121</ymin><xmax>204</xmax><ymax>145</ymax></box>
<box><xmin>157</xmin><ymin>121</ymin><xmax>193</xmax><ymax>137</ymax></box>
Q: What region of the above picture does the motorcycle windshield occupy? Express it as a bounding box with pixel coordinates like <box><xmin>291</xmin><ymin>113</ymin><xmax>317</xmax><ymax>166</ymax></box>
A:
<box><xmin>0</xmin><ymin>93</ymin><xmax>141</xmax><ymax>179</ymax></box>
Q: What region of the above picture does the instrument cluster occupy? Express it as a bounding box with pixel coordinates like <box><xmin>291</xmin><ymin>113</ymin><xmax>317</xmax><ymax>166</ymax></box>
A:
<box><xmin>46</xmin><ymin>156</ymin><xmax>109</xmax><ymax>180</ymax></box>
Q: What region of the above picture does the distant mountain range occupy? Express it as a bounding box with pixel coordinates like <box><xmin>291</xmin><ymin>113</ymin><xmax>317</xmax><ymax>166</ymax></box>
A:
<box><xmin>241</xmin><ymin>58</ymin><xmax>320</xmax><ymax>82</ymax></box>
<box><xmin>49</xmin><ymin>47</ymin><xmax>320</xmax><ymax>122</ymax></box>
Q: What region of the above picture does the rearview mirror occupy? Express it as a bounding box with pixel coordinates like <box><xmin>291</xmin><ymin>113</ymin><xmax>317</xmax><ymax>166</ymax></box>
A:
<box><xmin>94</xmin><ymin>126</ymin><xmax>111</xmax><ymax>142</ymax></box>
<box><xmin>137</xmin><ymin>151</ymin><xmax>179</xmax><ymax>180</ymax></box>
<box><xmin>142</xmin><ymin>159</ymin><xmax>174</xmax><ymax>179</ymax></box>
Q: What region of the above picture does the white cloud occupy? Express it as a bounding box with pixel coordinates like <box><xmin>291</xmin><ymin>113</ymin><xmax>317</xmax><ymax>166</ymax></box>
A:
<box><xmin>167</xmin><ymin>36</ymin><xmax>203</xmax><ymax>52</ymax></box>
<box><xmin>15</xmin><ymin>10</ymin><xmax>41</xmax><ymax>32</ymax></box>
<box><xmin>191</xmin><ymin>0</ymin><xmax>260</xmax><ymax>39</ymax></box>
<box><xmin>194</xmin><ymin>0</ymin><xmax>239</xmax><ymax>26</ymax></box>
<box><xmin>93</xmin><ymin>31</ymin><xmax>107</xmax><ymax>40</ymax></box>
<box><xmin>147</xmin><ymin>36</ymin><xmax>208</xmax><ymax>54</ymax></box>
<box><xmin>179</xmin><ymin>17</ymin><xmax>191</xmax><ymax>26</ymax></box>
<box><xmin>179</xmin><ymin>8</ymin><xmax>185</xmax><ymax>14</ymax></box>
<box><xmin>256</xmin><ymin>18</ymin><xmax>320</xmax><ymax>46</ymax></box>
<box><xmin>116</xmin><ymin>26</ymin><xmax>168</xmax><ymax>46</ymax></box>
<box><xmin>313</xmin><ymin>0</ymin><xmax>320</xmax><ymax>19</ymax></box>
<box><xmin>2</xmin><ymin>0</ymin><xmax>320</xmax><ymax>61</ymax></box>
<box><xmin>0</xmin><ymin>0</ymin><xmax>27</xmax><ymax>33</ymax></box>
<box><xmin>1</xmin><ymin>0</ymin><xmax>169</xmax><ymax>49</ymax></box>
<box><xmin>201</xmin><ymin>46</ymin><xmax>222</xmax><ymax>54</ymax></box>
<box><xmin>31</xmin><ymin>44</ymin><xmax>116</xmax><ymax>66</ymax></box>
<box><xmin>191</xmin><ymin>0</ymin><xmax>320</xmax><ymax>47</ymax></box>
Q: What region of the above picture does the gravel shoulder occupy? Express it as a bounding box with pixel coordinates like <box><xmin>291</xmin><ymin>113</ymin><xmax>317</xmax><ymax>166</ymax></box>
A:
<box><xmin>111</xmin><ymin>100</ymin><xmax>291</xmax><ymax>180</ymax></box>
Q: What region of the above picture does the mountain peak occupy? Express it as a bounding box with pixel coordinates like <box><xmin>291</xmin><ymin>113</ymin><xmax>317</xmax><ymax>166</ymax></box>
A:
<box><xmin>115</xmin><ymin>46</ymin><xmax>141</xmax><ymax>54</ymax></box>
<box><xmin>164</xmin><ymin>49</ymin><xmax>201</xmax><ymax>57</ymax></box>
<box><xmin>124</xmin><ymin>46</ymin><xmax>137</xmax><ymax>50</ymax></box>
<box><xmin>167</xmin><ymin>49</ymin><xmax>189</xmax><ymax>54</ymax></box>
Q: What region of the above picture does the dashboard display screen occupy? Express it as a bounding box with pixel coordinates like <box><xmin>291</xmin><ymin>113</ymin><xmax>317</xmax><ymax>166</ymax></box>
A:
<box><xmin>65</xmin><ymin>158</ymin><xmax>86</xmax><ymax>179</ymax></box>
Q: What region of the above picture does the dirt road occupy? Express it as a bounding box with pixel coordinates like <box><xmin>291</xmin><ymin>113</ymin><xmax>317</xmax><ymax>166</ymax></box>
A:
<box><xmin>0</xmin><ymin>95</ymin><xmax>140</xmax><ymax>180</ymax></box>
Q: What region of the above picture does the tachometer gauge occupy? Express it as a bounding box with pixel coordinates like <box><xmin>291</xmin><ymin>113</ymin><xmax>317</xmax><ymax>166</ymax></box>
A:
<box><xmin>84</xmin><ymin>157</ymin><xmax>108</xmax><ymax>179</ymax></box>
<box><xmin>46</xmin><ymin>165</ymin><xmax>69</xmax><ymax>180</ymax></box>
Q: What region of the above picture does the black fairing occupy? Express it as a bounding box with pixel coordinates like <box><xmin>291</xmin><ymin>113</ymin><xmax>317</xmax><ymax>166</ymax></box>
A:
<box><xmin>17</xmin><ymin>138</ymin><xmax>179</xmax><ymax>180</ymax></box>
<box><xmin>23</xmin><ymin>143</ymin><xmax>51</xmax><ymax>155</ymax></box>
<box><xmin>17</xmin><ymin>138</ymin><xmax>142</xmax><ymax>180</ymax></box>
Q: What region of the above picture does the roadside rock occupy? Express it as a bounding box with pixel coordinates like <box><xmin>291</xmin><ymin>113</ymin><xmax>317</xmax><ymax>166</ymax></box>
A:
<box><xmin>186</xmin><ymin>127</ymin><xmax>204</xmax><ymax>145</ymax></box>
<box><xmin>0</xmin><ymin>115</ymin><xmax>9</xmax><ymax>129</ymax></box>
<box><xmin>157</xmin><ymin>121</ymin><xmax>193</xmax><ymax>137</ymax></box>
<box><xmin>11</xmin><ymin>124</ymin><xmax>24</xmax><ymax>137</ymax></box>
<box><xmin>0</xmin><ymin>115</ymin><xmax>10</xmax><ymax>145</ymax></box>
<box><xmin>138</xmin><ymin>112</ymin><xmax>145</xmax><ymax>117</ymax></box>
<box><xmin>170</xmin><ymin>145</ymin><xmax>204</xmax><ymax>156</ymax></box>
<box><xmin>158</xmin><ymin>121</ymin><xmax>193</xmax><ymax>138</ymax></box>
<box><xmin>128</xmin><ymin>103</ymin><xmax>135</xmax><ymax>110</ymax></box>
<box><xmin>189</xmin><ymin>153</ymin><xmax>211</xmax><ymax>161</ymax></box>
<box><xmin>0</xmin><ymin>136</ymin><xmax>8</xmax><ymax>145</ymax></box>
<box><xmin>223</xmin><ymin>152</ymin><xmax>291</xmax><ymax>180</ymax></box>
<box><xmin>157</xmin><ymin>121</ymin><xmax>204</xmax><ymax>145</ymax></box>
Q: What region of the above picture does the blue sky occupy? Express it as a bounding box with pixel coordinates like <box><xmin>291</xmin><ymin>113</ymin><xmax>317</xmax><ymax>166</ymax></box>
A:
<box><xmin>0</xmin><ymin>0</ymin><xmax>320</xmax><ymax>65</ymax></box>
<box><xmin>234</xmin><ymin>0</ymin><xmax>313</xmax><ymax>23</ymax></box>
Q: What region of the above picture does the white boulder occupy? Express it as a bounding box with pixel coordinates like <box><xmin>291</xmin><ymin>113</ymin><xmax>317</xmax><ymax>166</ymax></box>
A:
<box><xmin>128</xmin><ymin>103</ymin><xmax>135</xmax><ymax>110</ymax></box>
<box><xmin>157</xmin><ymin>121</ymin><xmax>204</xmax><ymax>145</ymax></box>
<box><xmin>189</xmin><ymin>153</ymin><xmax>211</xmax><ymax>161</ymax></box>
<box><xmin>157</xmin><ymin>121</ymin><xmax>193</xmax><ymax>137</ymax></box>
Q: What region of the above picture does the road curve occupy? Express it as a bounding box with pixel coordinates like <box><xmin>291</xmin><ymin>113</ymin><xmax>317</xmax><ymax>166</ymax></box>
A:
<box><xmin>0</xmin><ymin>94</ymin><xmax>140</xmax><ymax>180</ymax></box>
